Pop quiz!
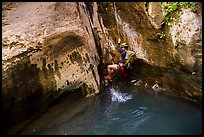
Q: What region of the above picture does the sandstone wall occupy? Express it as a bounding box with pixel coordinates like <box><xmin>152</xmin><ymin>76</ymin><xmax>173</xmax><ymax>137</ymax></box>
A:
<box><xmin>2</xmin><ymin>2</ymin><xmax>112</xmax><ymax>126</ymax></box>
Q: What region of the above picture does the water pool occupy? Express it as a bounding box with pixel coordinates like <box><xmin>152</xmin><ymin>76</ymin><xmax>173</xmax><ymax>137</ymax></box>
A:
<box><xmin>15</xmin><ymin>81</ymin><xmax>202</xmax><ymax>135</ymax></box>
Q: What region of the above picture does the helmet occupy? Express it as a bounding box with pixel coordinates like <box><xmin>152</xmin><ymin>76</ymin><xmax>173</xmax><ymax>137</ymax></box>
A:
<box><xmin>120</xmin><ymin>43</ymin><xmax>128</xmax><ymax>47</ymax></box>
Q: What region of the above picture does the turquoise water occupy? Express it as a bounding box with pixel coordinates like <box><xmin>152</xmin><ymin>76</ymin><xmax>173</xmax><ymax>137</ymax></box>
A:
<box><xmin>16</xmin><ymin>81</ymin><xmax>202</xmax><ymax>135</ymax></box>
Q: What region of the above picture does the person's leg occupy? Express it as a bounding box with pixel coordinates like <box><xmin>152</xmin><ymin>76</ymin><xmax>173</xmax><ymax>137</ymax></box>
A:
<box><xmin>104</xmin><ymin>64</ymin><xmax>118</xmax><ymax>81</ymax></box>
<box><xmin>107</xmin><ymin>64</ymin><xmax>118</xmax><ymax>75</ymax></box>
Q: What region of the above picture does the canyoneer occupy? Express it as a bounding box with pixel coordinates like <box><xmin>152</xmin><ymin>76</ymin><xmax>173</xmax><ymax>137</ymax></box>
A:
<box><xmin>104</xmin><ymin>38</ymin><xmax>136</xmax><ymax>83</ymax></box>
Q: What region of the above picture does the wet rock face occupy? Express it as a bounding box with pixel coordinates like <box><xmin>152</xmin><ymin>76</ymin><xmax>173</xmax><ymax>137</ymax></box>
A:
<box><xmin>42</xmin><ymin>32</ymin><xmax>85</xmax><ymax>59</ymax></box>
<box><xmin>2</xmin><ymin>56</ymin><xmax>46</xmax><ymax>127</ymax></box>
<box><xmin>168</xmin><ymin>8</ymin><xmax>202</xmax><ymax>73</ymax></box>
<box><xmin>98</xmin><ymin>2</ymin><xmax>170</xmax><ymax>67</ymax></box>
<box><xmin>165</xmin><ymin>5</ymin><xmax>202</xmax><ymax>103</ymax></box>
<box><xmin>2</xmin><ymin>2</ymin><xmax>102</xmax><ymax>127</ymax></box>
<box><xmin>144</xmin><ymin>2</ymin><xmax>164</xmax><ymax>29</ymax></box>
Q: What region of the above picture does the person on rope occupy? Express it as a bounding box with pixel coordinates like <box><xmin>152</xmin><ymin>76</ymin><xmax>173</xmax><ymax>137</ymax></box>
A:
<box><xmin>104</xmin><ymin>38</ymin><xmax>136</xmax><ymax>82</ymax></box>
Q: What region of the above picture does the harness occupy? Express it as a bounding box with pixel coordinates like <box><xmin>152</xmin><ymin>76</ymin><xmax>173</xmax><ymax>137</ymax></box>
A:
<box><xmin>117</xmin><ymin>50</ymin><xmax>136</xmax><ymax>77</ymax></box>
<box><xmin>124</xmin><ymin>50</ymin><xmax>136</xmax><ymax>68</ymax></box>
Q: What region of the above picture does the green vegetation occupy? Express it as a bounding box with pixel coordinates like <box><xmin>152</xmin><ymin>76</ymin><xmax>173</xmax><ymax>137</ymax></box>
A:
<box><xmin>161</xmin><ymin>2</ymin><xmax>197</xmax><ymax>26</ymax></box>
<box><xmin>157</xmin><ymin>31</ymin><xmax>166</xmax><ymax>39</ymax></box>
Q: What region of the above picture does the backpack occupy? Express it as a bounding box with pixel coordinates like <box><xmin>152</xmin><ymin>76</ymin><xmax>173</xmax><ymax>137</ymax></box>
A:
<box><xmin>124</xmin><ymin>50</ymin><xmax>136</xmax><ymax>68</ymax></box>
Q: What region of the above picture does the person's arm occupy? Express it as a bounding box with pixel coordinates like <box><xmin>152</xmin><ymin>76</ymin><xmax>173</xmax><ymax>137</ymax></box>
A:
<box><xmin>116</xmin><ymin>38</ymin><xmax>125</xmax><ymax>54</ymax></box>
<box><xmin>116</xmin><ymin>44</ymin><xmax>123</xmax><ymax>53</ymax></box>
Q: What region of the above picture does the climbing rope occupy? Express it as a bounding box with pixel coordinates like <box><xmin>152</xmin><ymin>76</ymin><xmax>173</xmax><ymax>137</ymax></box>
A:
<box><xmin>113</xmin><ymin>2</ymin><xmax>120</xmax><ymax>37</ymax></box>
